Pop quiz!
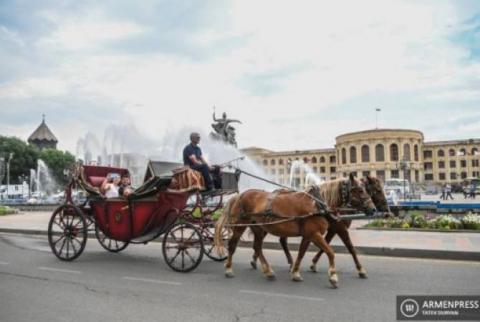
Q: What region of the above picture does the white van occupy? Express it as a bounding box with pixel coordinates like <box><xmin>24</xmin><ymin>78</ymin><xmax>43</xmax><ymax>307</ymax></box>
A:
<box><xmin>384</xmin><ymin>178</ymin><xmax>410</xmax><ymax>198</ymax></box>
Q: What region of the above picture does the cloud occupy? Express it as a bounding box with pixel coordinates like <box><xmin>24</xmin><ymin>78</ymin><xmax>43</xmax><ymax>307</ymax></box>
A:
<box><xmin>1</xmin><ymin>0</ymin><xmax>480</xmax><ymax>155</ymax></box>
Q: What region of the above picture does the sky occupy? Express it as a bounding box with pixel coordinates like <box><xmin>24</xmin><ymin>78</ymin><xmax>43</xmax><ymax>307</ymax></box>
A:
<box><xmin>1</xmin><ymin>0</ymin><xmax>480</xmax><ymax>155</ymax></box>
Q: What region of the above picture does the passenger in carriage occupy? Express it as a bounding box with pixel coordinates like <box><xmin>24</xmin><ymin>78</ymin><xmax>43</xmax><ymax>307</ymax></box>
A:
<box><xmin>183</xmin><ymin>132</ymin><xmax>219</xmax><ymax>191</ymax></box>
<box><xmin>118</xmin><ymin>173</ymin><xmax>134</xmax><ymax>197</ymax></box>
<box><xmin>101</xmin><ymin>173</ymin><xmax>121</xmax><ymax>198</ymax></box>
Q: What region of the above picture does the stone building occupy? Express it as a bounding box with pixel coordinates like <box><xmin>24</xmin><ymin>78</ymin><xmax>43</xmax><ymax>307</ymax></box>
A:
<box><xmin>241</xmin><ymin>128</ymin><xmax>480</xmax><ymax>186</ymax></box>
<box><xmin>28</xmin><ymin>116</ymin><xmax>58</xmax><ymax>150</ymax></box>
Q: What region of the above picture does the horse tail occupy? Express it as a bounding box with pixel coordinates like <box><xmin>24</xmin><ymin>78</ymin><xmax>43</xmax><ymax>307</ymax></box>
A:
<box><xmin>213</xmin><ymin>194</ymin><xmax>239</xmax><ymax>256</ymax></box>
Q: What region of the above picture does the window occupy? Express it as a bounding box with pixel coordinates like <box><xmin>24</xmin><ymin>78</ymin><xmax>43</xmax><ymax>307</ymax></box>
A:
<box><xmin>450</xmin><ymin>172</ymin><xmax>457</xmax><ymax>180</ymax></box>
<box><xmin>390</xmin><ymin>144</ymin><xmax>399</xmax><ymax>161</ymax></box>
<box><xmin>329</xmin><ymin>156</ymin><xmax>336</xmax><ymax>163</ymax></box>
<box><xmin>460</xmin><ymin>160</ymin><xmax>467</xmax><ymax>168</ymax></box>
<box><xmin>472</xmin><ymin>147</ymin><xmax>478</xmax><ymax>156</ymax></box>
<box><xmin>320</xmin><ymin>156</ymin><xmax>326</xmax><ymax>163</ymax></box>
<box><xmin>450</xmin><ymin>160</ymin><xmax>456</xmax><ymax>168</ymax></box>
<box><xmin>414</xmin><ymin>145</ymin><xmax>419</xmax><ymax>161</ymax></box>
<box><xmin>350</xmin><ymin>146</ymin><xmax>357</xmax><ymax>163</ymax></box>
<box><xmin>449</xmin><ymin>149</ymin><xmax>456</xmax><ymax>157</ymax></box>
<box><xmin>311</xmin><ymin>156</ymin><xmax>317</xmax><ymax>163</ymax></box>
<box><xmin>279</xmin><ymin>159</ymin><xmax>284</xmax><ymax>165</ymax></box>
<box><xmin>473</xmin><ymin>160</ymin><xmax>480</xmax><ymax>167</ymax></box>
<box><xmin>461</xmin><ymin>172</ymin><xmax>467</xmax><ymax>179</ymax></box>
<box><xmin>279</xmin><ymin>169</ymin><xmax>284</xmax><ymax>175</ymax></box>
<box><xmin>403</xmin><ymin>144</ymin><xmax>411</xmax><ymax>161</ymax></box>
<box><xmin>391</xmin><ymin>170</ymin><xmax>399</xmax><ymax>178</ymax></box>
<box><xmin>437</xmin><ymin>149</ymin><xmax>445</xmax><ymax>157</ymax></box>
<box><xmin>271</xmin><ymin>169</ymin><xmax>276</xmax><ymax>175</ymax></box>
<box><xmin>341</xmin><ymin>148</ymin><xmax>346</xmax><ymax>164</ymax></box>
<box><xmin>424</xmin><ymin>173</ymin><xmax>434</xmax><ymax>181</ymax></box>
<box><xmin>263</xmin><ymin>160</ymin><xmax>268</xmax><ymax>166</ymax></box>
<box><xmin>313</xmin><ymin>167</ymin><xmax>317</xmax><ymax>172</ymax></box>
<box><xmin>270</xmin><ymin>159</ymin><xmax>276</xmax><ymax>166</ymax></box>
<box><xmin>375</xmin><ymin>144</ymin><xmax>385</xmax><ymax>162</ymax></box>
<box><xmin>439</xmin><ymin>173</ymin><xmax>446</xmax><ymax>180</ymax></box>
<box><xmin>424</xmin><ymin>150</ymin><xmax>432</xmax><ymax>158</ymax></box>
<box><xmin>362</xmin><ymin>171</ymin><xmax>370</xmax><ymax>177</ymax></box>
<box><xmin>459</xmin><ymin>148</ymin><xmax>466</xmax><ymax>156</ymax></box>
<box><xmin>424</xmin><ymin>162</ymin><xmax>433</xmax><ymax>170</ymax></box>
<box><xmin>303</xmin><ymin>157</ymin><xmax>309</xmax><ymax>163</ymax></box>
<box><xmin>330</xmin><ymin>167</ymin><xmax>336</xmax><ymax>173</ymax></box>
<box><xmin>415</xmin><ymin>170</ymin><xmax>419</xmax><ymax>182</ymax></box>
<box><xmin>361</xmin><ymin>145</ymin><xmax>370</xmax><ymax>162</ymax></box>
<box><xmin>438</xmin><ymin>161</ymin><xmax>445</xmax><ymax>169</ymax></box>
<box><xmin>320</xmin><ymin>166</ymin><xmax>326</xmax><ymax>173</ymax></box>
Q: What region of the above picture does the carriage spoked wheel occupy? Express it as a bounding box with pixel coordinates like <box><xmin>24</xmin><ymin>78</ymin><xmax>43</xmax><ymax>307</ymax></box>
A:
<box><xmin>162</xmin><ymin>222</ymin><xmax>204</xmax><ymax>273</ymax></box>
<box><xmin>203</xmin><ymin>224</ymin><xmax>228</xmax><ymax>262</ymax></box>
<box><xmin>95</xmin><ymin>225</ymin><xmax>129</xmax><ymax>253</ymax></box>
<box><xmin>48</xmin><ymin>204</ymin><xmax>87</xmax><ymax>261</ymax></box>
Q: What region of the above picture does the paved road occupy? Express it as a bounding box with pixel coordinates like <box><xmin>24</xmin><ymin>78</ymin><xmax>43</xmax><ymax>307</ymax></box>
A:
<box><xmin>0</xmin><ymin>233</ymin><xmax>478</xmax><ymax>322</ymax></box>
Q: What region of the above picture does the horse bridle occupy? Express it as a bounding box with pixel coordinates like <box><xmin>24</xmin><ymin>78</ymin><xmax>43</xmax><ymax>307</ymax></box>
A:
<box><xmin>340</xmin><ymin>179</ymin><xmax>373</xmax><ymax>210</ymax></box>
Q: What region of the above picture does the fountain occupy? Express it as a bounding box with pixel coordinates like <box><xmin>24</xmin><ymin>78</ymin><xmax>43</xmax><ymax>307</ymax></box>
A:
<box><xmin>288</xmin><ymin>160</ymin><xmax>323</xmax><ymax>190</ymax></box>
<box><xmin>29</xmin><ymin>159</ymin><xmax>57</xmax><ymax>198</ymax></box>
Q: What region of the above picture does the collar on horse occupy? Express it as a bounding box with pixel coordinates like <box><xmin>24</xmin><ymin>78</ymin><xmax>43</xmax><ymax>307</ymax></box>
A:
<box><xmin>340</xmin><ymin>179</ymin><xmax>353</xmax><ymax>208</ymax></box>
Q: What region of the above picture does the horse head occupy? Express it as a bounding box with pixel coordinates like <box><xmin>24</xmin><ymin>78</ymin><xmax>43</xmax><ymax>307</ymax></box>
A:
<box><xmin>344</xmin><ymin>173</ymin><xmax>377</xmax><ymax>216</ymax></box>
<box><xmin>361</xmin><ymin>175</ymin><xmax>391</xmax><ymax>215</ymax></box>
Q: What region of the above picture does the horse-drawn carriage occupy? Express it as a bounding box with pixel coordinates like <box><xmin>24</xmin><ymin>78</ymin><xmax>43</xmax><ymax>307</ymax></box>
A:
<box><xmin>47</xmin><ymin>161</ymin><xmax>238</xmax><ymax>272</ymax></box>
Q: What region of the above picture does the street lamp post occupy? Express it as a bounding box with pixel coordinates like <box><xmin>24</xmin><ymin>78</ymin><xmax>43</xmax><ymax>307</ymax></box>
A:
<box><xmin>397</xmin><ymin>155</ymin><xmax>411</xmax><ymax>200</ymax></box>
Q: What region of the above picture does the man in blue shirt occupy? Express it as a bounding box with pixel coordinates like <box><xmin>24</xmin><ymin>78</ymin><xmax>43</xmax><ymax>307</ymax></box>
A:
<box><xmin>183</xmin><ymin>132</ymin><xmax>215</xmax><ymax>190</ymax></box>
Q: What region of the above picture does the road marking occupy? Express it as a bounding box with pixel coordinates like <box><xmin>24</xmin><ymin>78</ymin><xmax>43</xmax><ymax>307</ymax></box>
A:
<box><xmin>37</xmin><ymin>267</ymin><xmax>82</xmax><ymax>274</ymax></box>
<box><xmin>122</xmin><ymin>276</ymin><xmax>182</xmax><ymax>286</ymax></box>
<box><xmin>0</xmin><ymin>261</ymin><xmax>9</xmax><ymax>265</ymax></box>
<box><xmin>239</xmin><ymin>290</ymin><xmax>324</xmax><ymax>302</ymax></box>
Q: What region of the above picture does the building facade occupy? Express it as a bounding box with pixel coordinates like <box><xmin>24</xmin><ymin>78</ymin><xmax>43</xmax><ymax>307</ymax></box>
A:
<box><xmin>241</xmin><ymin>129</ymin><xmax>480</xmax><ymax>186</ymax></box>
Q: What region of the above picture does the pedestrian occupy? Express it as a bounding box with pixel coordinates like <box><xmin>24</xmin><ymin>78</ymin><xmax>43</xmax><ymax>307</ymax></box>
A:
<box><xmin>439</xmin><ymin>184</ymin><xmax>446</xmax><ymax>200</ymax></box>
<box><xmin>445</xmin><ymin>183</ymin><xmax>454</xmax><ymax>200</ymax></box>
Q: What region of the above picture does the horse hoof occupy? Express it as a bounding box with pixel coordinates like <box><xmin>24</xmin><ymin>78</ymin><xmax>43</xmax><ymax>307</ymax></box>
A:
<box><xmin>266</xmin><ymin>272</ymin><xmax>276</xmax><ymax>280</ymax></box>
<box><xmin>358</xmin><ymin>269</ymin><xmax>368</xmax><ymax>279</ymax></box>
<box><xmin>329</xmin><ymin>274</ymin><xmax>339</xmax><ymax>288</ymax></box>
<box><xmin>291</xmin><ymin>273</ymin><xmax>304</xmax><ymax>282</ymax></box>
<box><xmin>225</xmin><ymin>270</ymin><xmax>235</xmax><ymax>278</ymax></box>
<box><xmin>250</xmin><ymin>261</ymin><xmax>257</xmax><ymax>270</ymax></box>
<box><xmin>310</xmin><ymin>264</ymin><xmax>317</xmax><ymax>273</ymax></box>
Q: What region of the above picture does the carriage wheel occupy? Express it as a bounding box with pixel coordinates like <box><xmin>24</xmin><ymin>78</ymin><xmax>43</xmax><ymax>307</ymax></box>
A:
<box><xmin>162</xmin><ymin>222</ymin><xmax>204</xmax><ymax>273</ymax></box>
<box><xmin>95</xmin><ymin>224</ymin><xmax>129</xmax><ymax>253</ymax></box>
<box><xmin>48</xmin><ymin>204</ymin><xmax>87</xmax><ymax>261</ymax></box>
<box><xmin>203</xmin><ymin>224</ymin><xmax>228</xmax><ymax>262</ymax></box>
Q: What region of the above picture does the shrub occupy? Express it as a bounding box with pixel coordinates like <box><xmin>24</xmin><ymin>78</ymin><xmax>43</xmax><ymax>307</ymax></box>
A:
<box><xmin>461</xmin><ymin>213</ymin><xmax>480</xmax><ymax>230</ymax></box>
<box><xmin>0</xmin><ymin>205</ymin><xmax>18</xmax><ymax>216</ymax></box>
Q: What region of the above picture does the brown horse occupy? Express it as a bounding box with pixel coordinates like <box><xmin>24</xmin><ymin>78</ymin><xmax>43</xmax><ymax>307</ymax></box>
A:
<box><xmin>214</xmin><ymin>174</ymin><xmax>376</xmax><ymax>288</ymax></box>
<box><xmin>250</xmin><ymin>175</ymin><xmax>389</xmax><ymax>279</ymax></box>
<box><xmin>308</xmin><ymin>175</ymin><xmax>389</xmax><ymax>276</ymax></box>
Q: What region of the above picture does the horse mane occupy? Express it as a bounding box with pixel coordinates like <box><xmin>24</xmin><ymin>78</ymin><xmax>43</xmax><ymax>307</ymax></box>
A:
<box><xmin>305</xmin><ymin>178</ymin><xmax>346</xmax><ymax>208</ymax></box>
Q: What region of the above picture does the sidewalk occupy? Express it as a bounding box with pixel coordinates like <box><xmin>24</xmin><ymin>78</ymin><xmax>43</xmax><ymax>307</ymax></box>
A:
<box><xmin>0</xmin><ymin>211</ymin><xmax>479</xmax><ymax>261</ymax></box>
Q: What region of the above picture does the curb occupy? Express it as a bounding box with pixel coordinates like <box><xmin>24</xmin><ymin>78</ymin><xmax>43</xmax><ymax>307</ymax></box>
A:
<box><xmin>358</xmin><ymin>227</ymin><xmax>480</xmax><ymax>233</ymax></box>
<box><xmin>1</xmin><ymin>228</ymin><xmax>479</xmax><ymax>262</ymax></box>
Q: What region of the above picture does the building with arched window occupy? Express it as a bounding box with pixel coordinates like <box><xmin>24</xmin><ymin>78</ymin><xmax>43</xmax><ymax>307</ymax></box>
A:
<box><xmin>242</xmin><ymin>128</ymin><xmax>480</xmax><ymax>185</ymax></box>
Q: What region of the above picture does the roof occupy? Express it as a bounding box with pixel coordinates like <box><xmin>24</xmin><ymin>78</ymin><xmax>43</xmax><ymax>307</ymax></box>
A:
<box><xmin>28</xmin><ymin>118</ymin><xmax>58</xmax><ymax>142</ymax></box>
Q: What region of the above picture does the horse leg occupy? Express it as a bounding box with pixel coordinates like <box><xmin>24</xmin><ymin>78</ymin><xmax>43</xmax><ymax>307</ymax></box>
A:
<box><xmin>251</xmin><ymin>227</ymin><xmax>275</xmax><ymax>279</ymax></box>
<box><xmin>311</xmin><ymin>232</ymin><xmax>338</xmax><ymax>288</ymax></box>
<box><xmin>336</xmin><ymin>228</ymin><xmax>367</xmax><ymax>278</ymax></box>
<box><xmin>250</xmin><ymin>229</ymin><xmax>267</xmax><ymax>270</ymax></box>
<box><xmin>279</xmin><ymin>237</ymin><xmax>293</xmax><ymax>269</ymax></box>
<box><xmin>225</xmin><ymin>226</ymin><xmax>247</xmax><ymax>278</ymax></box>
<box><xmin>290</xmin><ymin>237</ymin><xmax>310</xmax><ymax>282</ymax></box>
<box><xmin>310</xmin><ymin>229</ymin><xmax>336</xmax><ymax>273</ymax></box>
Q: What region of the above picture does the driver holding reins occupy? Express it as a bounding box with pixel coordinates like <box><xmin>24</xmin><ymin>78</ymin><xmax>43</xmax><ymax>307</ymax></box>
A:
<box><xmin>183</xmin><ymin>132</ymin><xmax>219</xmax><ymax>191</ymax></box>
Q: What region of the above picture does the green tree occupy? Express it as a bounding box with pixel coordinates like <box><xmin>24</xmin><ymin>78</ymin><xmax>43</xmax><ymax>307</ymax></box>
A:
<box><xmin>0</xmin><ymin>136</ymin><xmax>39</xmax><ymax>184</ymax></box>
<box><xmin>39</xmin><ymin>149</ymin><xmax>76</xmax><ymax>186</ymax></box>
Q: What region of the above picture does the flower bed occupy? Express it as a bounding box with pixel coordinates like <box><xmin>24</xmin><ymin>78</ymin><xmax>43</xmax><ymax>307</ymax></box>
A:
<box><xmin>0</xmin><ymin>205</ymin><xmax>18</xmax><ymax>216</ymax></box>
<box><xmin>364</xmin><ymin>211</ymin><xmax>480</xmax><ymax>231</ymax></box>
